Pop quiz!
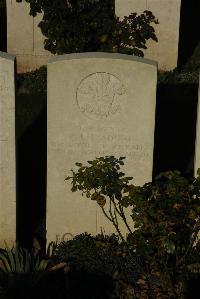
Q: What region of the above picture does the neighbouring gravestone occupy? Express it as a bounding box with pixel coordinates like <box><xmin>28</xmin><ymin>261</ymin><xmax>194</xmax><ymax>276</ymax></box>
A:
<box><xmin>115</xmin><ymin>0</ymin><xmax>181</xmax><ymax>71</ymax></box>
<box><xmin>7</xmin><ymin>0</ymin><xmax>52</xmax><ymax>72</ymax></box>
<box><xmin>0</xmin><ymin>51</ymin><xmax>16</xmax><ymax>247</ymax></box>
<box><xmin>195</xmin><ymin>75</ymin><xmax>200</xmax><ymax>175</ymax></box>
<box><xmin>47</xmin><ymin>53</ymin><xmax>157</xmax><ymax>242</ymax></box>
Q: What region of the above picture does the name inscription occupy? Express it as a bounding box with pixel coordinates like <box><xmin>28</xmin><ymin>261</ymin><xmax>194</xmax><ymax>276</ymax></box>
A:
<box><xmin>65</xmin><ymin>126</ymin><xmax>150</xmax><ymax>163</ymax></box>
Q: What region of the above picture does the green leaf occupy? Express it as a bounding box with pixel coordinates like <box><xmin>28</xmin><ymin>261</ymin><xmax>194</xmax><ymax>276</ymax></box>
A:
<box><xmin>65</xmin><ymin>176</ymin><xmax>71</xmax><ymax>181</ymax></box>
<box><xmin>0</xmin><ymin>253</ymin><xmax>12</xmax><ymax>272</ymax></box>
<box><xmin>24</xmin><ymin>249</ymin><xmax>30</xmax><ymax>272</ymax></box>
<box><xmin>96</xmin><ymin>195</ymin><xmax>106</xmax><ymax>208</ymax></box>
<box><xmin>163</xmin><ymin>239</ymin><xmax>175</xmax><ymax>254</ymax></box>
<box><xmin>36</xmin><ymin>259</ymin><xmax>48</xmax><ymax>272</ymax></box>
<box><xmin>189</xmin><ymin>210</ymin><xmax>197</xmax><ymax>220</ymax></box>
<box><xmin>14</xmin><ymin>247</ymin><xmax>22</xmax><ymax>272</ymax></box>
<box><xmin>6</xmin><ymin>248</ymin><xmax>16</xmax><ymax>272</ymax></box>
<box><xmin>71</xmin><ymin>186</ymin><xmax>77</xmax><ymax>192</ymax></box>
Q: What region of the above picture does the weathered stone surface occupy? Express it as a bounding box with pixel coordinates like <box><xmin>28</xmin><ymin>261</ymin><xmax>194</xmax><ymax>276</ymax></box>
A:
<box><xmin>195</xmin><ymin>75</ymin><xmax>200</xmax><ymax>175</ymax></box>
<box><xmin>7</xmin><ymin>0</ymin><xmax>52</xmax><ymax>73</ymax></box>
<box><xmin>7</xmin><ymin>0</ymin><xmax>180</xmax><ymax>71</ymax></box>
<box><xmin>0</xmin><ymin>51</ymin><xmax>16</xmax><ymax>247</ymax></box>
<box><xmin>47</xmin><ymin>52</ymin><xmax>157</xmax><ymax>241</ymax></box>
<box><xmin>116</xmin><ymin>0</ymin><xmax>181</xmax><ymax>70</ymax></box>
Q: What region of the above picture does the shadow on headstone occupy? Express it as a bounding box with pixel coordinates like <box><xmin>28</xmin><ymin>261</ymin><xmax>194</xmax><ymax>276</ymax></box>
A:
<box><xmin>16</xmin><ymin>101</ymin><xmax>47</xmax><ymax>250</ymax></box>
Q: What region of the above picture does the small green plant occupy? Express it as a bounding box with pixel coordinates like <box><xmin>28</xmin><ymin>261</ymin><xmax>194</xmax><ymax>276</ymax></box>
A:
<box><xmin>46</xmin><ymin>240</ymin><xmax>59</xmax><ymax>260</ymax></box>
<box><xmin>66</xmin><ymin>156</ymin><xmax>200</xmax><ymax>297</ymax></box>
<box><xmin>0</xmin><ymin>244</ymin><xmax>50</xmax><ymax>298</ymax></box>
<box><xmin>158</xmin><ymin>69</ymin><xmax>199</xmax><ymax>84</ymax></box>
<box><xmin>0</xmin><ymin>244</ymin><xmax>49</xmax><ymax>274</ymax></box>
<box><xmin>66</xmin><ymin>156</ymin><xmax>134</xmax><ymax>241</ymax></box>
<box><xmin>56</xmin><ymin>233</ymin><xmax>141</xmax><ymax>298</ymax></box>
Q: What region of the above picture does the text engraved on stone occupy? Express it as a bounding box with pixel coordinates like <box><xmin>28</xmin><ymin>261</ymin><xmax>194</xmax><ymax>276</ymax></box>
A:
<box><xmin>0</xmin><ymin>71</ymin><xmax>9</xmax><ymax>95</ymax></box>
<box><xmin>0</xmin><ymin>140</ymin><xmax>8</xmax><ymax>170</ymax></box>
<box><xmin>76</xmin><ymin>72</ymin><xmax>126</xmax><ymax>120</ymax></box>
<box><xmin>65</xmin><ymin>130</ymin><xmax>150</xmax><ymax>162</ymax></box>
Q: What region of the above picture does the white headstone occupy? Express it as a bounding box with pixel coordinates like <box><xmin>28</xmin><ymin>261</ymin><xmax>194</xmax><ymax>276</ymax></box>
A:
<box><xmin>195</xmin><ymin>75</ymin><xmax>200</xmax><ymax>175</ymax></box>
<box><xmin>7</xmin><ymin>0</ymin><xmax>180</xmax><ymax>72</ymax></box>
<box><xmin>0</xmin><ymin>51</ymin><xmax>16</xmax><ymax>246</ymax></box>
<box><xmin>7</xmin><ymin>0</ymin><xmax>52</xmax><ymax>73</ymax></box>
<box><xmin>47</xmin><ymin>53</ymin><xmax>157</xmax><ymax>241</ymax></box>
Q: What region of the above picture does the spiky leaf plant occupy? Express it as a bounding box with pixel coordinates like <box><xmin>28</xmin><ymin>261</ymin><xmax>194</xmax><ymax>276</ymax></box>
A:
<box><xmin>0</xmin><ymin>244</ymin><xmax>50</xmax><ymax>298</ymax></box>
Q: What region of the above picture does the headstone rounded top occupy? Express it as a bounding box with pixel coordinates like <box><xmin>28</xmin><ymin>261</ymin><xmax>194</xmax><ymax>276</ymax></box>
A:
<box><xmin>48</xmin><ymin>52</ymin><xmax>157</xmax><ymax>67</ymax></box>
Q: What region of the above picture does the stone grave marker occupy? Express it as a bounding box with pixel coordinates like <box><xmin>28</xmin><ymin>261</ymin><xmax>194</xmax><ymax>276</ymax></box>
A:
<box><xmin>195</xmin><ymin>75</ymin><xmax>200</xmax><ymax>175</ymax></box>
<box><xmin>0</xmin><ymin>51</ymin><xmax>16</xmax><ymax>247</ymax></box>
<box><xmin>47</xmin><ymin>52</ymin><xmax>157</xmax><ymax>242</ymax></box>
<box><xmin>115</xmin><ymin>0</ymin><xmax>181</xmax><ymax>70</ymax></box>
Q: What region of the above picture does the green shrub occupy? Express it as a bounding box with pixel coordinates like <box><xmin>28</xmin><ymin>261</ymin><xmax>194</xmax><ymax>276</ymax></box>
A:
<box><xmin>66</xmin><ymin>156</ymin><xmax>200</xmax><ymax>298</ymax></box>
<box><xmin>17</xmin><ymin>66</ymin><xmax>47</xmax><ymax>94</ymax></box>
<box><xmin>158</xmin><ymin>69</ymin><xmax>199</xmax><ymax>84</ymax></box>
<box><xmin>0</xmin><ymin>245</ymin><xmax>50</xmax><ymax>298</ymax></box>
<box><xmin>0</xmin><ymin>244</ymin><xmax>68</xmax><ymax>299</ymax></box>
<box><xmin>17</xmin><ymin>0</ymin><xmax>158</xmax><ymax>57</ymax></box>
<box><xmin>55</xmin><ymin>233</ymin><xmax>142</xmax><ymax>298</ymax></box>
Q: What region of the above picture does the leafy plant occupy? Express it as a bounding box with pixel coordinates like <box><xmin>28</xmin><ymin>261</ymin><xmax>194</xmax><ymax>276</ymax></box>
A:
<box><xmin>128</xmin><ymin>170</ymin><xmax>200</xmax><ymax>298</ymax></box>
<box><xmin>0</xmin><ymin>245</ymin><xmax>66</xmax><ymax>299</ymax></box>
<box><xmin>158</xmin><ymin>69</ymin><xmax>199</xmax><ymax>84</ymax></box>
<box><xmin>46</xmin><ymin>240</ymin><xmax>59</xmax><ymax>260</ymax></box>
<box><xmin>17</xmin><ymin>66</ymin><xmax>47</xmax><ymax>94</ymax></box>
<box><xmin>16</xmin><ymin>0</ymin><xmax>158</xmax><ymax>57</ymax></box>
<box><xmin>0</xmin><ymin>244</ymin><xmax>50</xmax><ymax>274</ymax></box>
<box><xmin>0</xmin><ymin>244</ymin><xmax>50</xmax><ymax>298</ymax></box>
<box><xmin>66</xmin><ymin>156</ymin><xmax>200</xmax><ymax>297</ymax></box>
<box><xmin>66</xmin><ymin>156</ymin><xmax>134</xmax><ymax>241</ymax></box>
<box><xmin>56</xmin><ymin>233</ymin><xmax>142</xmax><ymax>298</ymax></box>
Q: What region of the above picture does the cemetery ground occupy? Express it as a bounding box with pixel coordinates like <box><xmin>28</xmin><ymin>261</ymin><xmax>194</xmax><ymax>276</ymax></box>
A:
<box><xmin>0</xmin><ymin>2</ymin><xmax>200</xmax><ymax>298</ymax></box>
<box><xmin>0</xmin><ymin>63</ymin><xmax>199</xmax><ymax>298</ymax></box>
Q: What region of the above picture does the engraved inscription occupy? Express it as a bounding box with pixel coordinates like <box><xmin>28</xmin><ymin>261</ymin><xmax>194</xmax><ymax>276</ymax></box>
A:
<box><xmin>0</xmin><ymin>72</ymin><xmax>9</xmax><ymax>95</ymax></box>
<box><xmin>76</xmin><ymin>72</ymin><xmax>126</xmax><ymax>120</ymax></box>
<box><xmin>0</xmin><ymin>140</ymin><xmax>8</xmax><ymax>170</ymax></box>
<box><xmin>63</xmin><ymin>126</ymin><xmax>150</xmax><ymax>164</ymax></box>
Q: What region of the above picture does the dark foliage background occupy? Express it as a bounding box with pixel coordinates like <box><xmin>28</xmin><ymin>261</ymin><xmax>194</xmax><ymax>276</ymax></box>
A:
<box><xmin>16</xmin><ymin>0</ymin><xmax>158</xmax><ymax>56</ymax></box>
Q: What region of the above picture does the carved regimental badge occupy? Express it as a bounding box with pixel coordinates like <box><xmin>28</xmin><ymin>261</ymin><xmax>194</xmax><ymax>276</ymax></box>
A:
<box><xmin>76</xmin><ymin>72</ymin><xmax>126</xmax><ymax>120</ymax></box>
